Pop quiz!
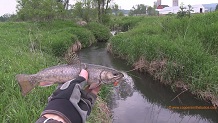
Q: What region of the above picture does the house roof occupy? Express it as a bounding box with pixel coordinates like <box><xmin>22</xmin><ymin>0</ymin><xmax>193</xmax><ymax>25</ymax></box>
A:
<box><xmin>161</xmin><ymin>5</ymin><xmax>170</xmax><ymax>8</ymax></box>
<box><xmin>157</xmin><ymin>5</ymin><xmax>169</xmax><ymax>8</ymax></box>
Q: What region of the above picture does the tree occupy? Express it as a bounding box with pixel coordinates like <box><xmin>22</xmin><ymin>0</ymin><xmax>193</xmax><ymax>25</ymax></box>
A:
<box><xmin>95</xmin><ymin>0</ymin><xmax>112</xmax><ymax>23</ymax></box>
<box><xmin>177</xmin><ymin>3</ymin><xmax>187</xmax><ymax>18</ymax></box>
<box><xmin>129</xmin><ymin>4</ymin><xmax>147</xmax><ymax>16</ymax></box>
<box><xmin>177</xmin><ymin>4</ymin><xmax>193</xmax><ymax>18</ymax></box>
<box><xmin>0</xmin><ymin>14</ymin><xmax>11</xmax><ymax>22</ymax></box>
<box><xmin>72</xmin><ymin>0</ymin><xmax>98</xmax><ymax>22</ymax></box>
<box><xmin>112</xmin><ymin>4</ymin><xmax>119</xmax><ymax>16</ymax></box>
<box><xmin>118</xmin><ymin>11</ymin><xmax>124</xmax><ymax>16</ymax></box>
<box><xmin>56</xmin><ymin>0</ymin><xmax>69</xmax><ymax>10</ymax></box>
<box><xmin>186</xmin><ymin>4</ymin><xmax>194</xmax><ymax>18</ymax></box>
<box><xmin>147</xmin><ymin>6</ymin><xmax>153</xmax><ymax>15</ymax></box>
<box><xmin>75</xmin><ymin>0</ymin><xmax>112</xmax><ymax>23</ymax></box>
<box><xmin>16</xmin><ymin>0</ymin><xmax>66</xmax><ymax>21</ymax></box>
<box><xmin>216</xmin><ymin>4</ymin><xmax>218</xmax><ymax>11</ymax></box>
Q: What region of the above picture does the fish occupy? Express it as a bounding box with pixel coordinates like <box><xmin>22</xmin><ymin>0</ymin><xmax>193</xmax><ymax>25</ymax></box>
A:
<box><xmin>16</xmin><ymin>63</ymin><xmax>124</xmax><ymax>96</ymax></box>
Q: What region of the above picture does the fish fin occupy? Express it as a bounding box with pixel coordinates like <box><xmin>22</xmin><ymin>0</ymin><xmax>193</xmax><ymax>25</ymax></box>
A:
<box><xmin>89</xmin><ymin>82</ymin><xmax>101</xmax><ymax>89</ymax></box>
<box><xmin>39</xmin><ymin>82</ymin><xmax>54</xmax><ymax>87</ymax></box>
<box><xmin>65</xmin><ymin>42</ymin><xmax>81</xmax><ymax>65</ymax></box>
<box><xmin>16</xmin><ymin>74</ymin><xmax>36</xmax><ymax>96</ymax></box>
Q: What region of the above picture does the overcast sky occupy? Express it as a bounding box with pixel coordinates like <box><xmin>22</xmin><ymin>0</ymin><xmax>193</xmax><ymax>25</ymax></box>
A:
<box><xmin>0</xmin><ymin>0</ymin><xmax>218</xmax><ymax>16</ymax></box>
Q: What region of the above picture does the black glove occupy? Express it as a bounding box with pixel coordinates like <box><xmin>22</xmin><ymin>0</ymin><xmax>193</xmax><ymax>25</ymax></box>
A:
<box><xmin>40</xmin><ymin>76</ymin><xmax>97</xmax><ymax>123</ymax></box>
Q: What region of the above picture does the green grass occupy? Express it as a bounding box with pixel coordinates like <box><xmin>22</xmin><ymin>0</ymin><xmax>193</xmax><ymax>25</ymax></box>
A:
<box><xmin>85</xmin><ymin>22</ymin><xmax>111</xmax><ymax>42</ymax></box>
<box><xmin>109</xmin><ymin>13</ymin><xmax>218</xmax><ymax>104</ymax></box>
<box><xmin>0</xmin><ymin>21</ymin><xmax>111</xmax><ymax>122</ymax></box>
<box><xmin>0</xmin><ymin>22</ymin><xmax>58</xmax><ymax>122</ymax></box>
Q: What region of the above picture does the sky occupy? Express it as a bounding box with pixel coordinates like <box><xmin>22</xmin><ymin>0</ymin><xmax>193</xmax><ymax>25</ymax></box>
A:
<box><xmin>0</xmin><ymin>0</ymin><xmax>218</xmax><ymax>16</ymax></box>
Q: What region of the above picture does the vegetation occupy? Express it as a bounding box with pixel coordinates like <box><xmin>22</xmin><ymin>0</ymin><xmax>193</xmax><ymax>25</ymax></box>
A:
<box><xmin>2</xmin><ymin>0</ymin><xmax>218</xmax><ymax>122</ymax></box>
<box><xmin>129</xmin><ymin>4</ymin><xmax>157</xmax><ymax>16</ymax></box>
<box><xmin>0</xmin><ymin>0</ymin><xmax>117</xmax><ymax>122</ymax></box>
<box><xmin>110</xmin><ymin>16</ymin><xmax>145</xmax><ymax>32</ymax></box>
<box><xmin>85</xmin><ymin>22</ymin><xmax>111</xmax><ymax>42</ymax></box>
<box><xmin>0</xmin><ymin>20</ymin><xmax>112</xmax><ymax>122</ymax></box>
<box><xmin>109</xmin><ymin>12</ymin><xmax>218</xmax><ymax>106</ymax></box>
<box><xmin>16</xmin><ymin>0</ymin><xmax>66</xmax><ymax>21</ymax></box>
<box><xmin>177</xmin><ymin>4</ymin><xmax>193</xmax><ymax>18</ymax></box>
<box><xmin>216</xmin><ymin>4</ymin><xmax>218</xmax><ymax>11</ymax></box>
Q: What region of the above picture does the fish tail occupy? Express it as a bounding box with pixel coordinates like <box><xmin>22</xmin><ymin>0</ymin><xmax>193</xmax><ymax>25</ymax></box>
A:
<box><xmin>16</xmin><ymin>74</ymin><xmax>36</xmax><ymax>96</ymax></box>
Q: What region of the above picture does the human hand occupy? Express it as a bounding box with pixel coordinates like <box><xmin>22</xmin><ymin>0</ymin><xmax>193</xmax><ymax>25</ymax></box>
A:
<box><xmin>79</xmin><ymin>69</ymin><xmax>88</xmax><ymax>81</ymax></box>
<box><xmin>84</xmin><ymin>84</ymin><xmax>101</xmax><ymax>96</ymax></box>
<box><xmin>42</xmin><ymin>69</ymin><xmax>94</xmax><ymax>123</ymax></box>
<box><xmin>79</xmin><ymin>69</ymin><xmax>101</xmax><ymax>96</ymax></box>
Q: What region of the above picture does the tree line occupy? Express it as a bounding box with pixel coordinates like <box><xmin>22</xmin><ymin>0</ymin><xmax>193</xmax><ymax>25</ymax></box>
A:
<box><xmin>129</xmin><ymin>4</ymin><xmax>157</xmax><ymax>16</ymax></box>
<box><xmin>0</xmin><ymin>0</ymin><xmax>160</xmax><ymax>22</ymax></box>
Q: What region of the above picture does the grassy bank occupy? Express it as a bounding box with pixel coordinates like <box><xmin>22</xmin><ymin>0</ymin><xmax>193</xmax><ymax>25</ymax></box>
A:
<box><xmin>109</xmin><ymin>12</ymin><xmax>218</xmax><ymax>106</ymax></box>
<box><xmin>0</xmin><ymin>21</ymin><xmax>111</xmax><ymax>122</ymax></box>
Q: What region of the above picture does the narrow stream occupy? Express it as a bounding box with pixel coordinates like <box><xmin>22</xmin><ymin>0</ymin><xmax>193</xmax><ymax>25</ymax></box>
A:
<box><xmin>79</xmin><ymin>43</ymin><xmax>218</xmax><ymax>123</ymax></box>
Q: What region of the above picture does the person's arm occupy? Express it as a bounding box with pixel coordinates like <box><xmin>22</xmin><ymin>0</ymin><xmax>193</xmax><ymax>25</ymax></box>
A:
<box><xmin>35</xmin><ymin>69</ymin><xmax>100</xmax><ymax>123</ymax></box>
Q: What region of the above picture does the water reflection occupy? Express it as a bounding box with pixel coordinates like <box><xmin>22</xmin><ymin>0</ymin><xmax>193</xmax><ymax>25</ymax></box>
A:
<box><xmin>79</xmin><ymin>43</ymin><xmax>218</xmax><ymax>123</ymax></box>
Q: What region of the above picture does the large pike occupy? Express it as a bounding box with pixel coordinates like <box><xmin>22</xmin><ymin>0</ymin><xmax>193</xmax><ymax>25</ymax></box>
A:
<box><xmin>16</xmin><ymin>63</ymin><xmax>124</xmax><ymax>96</ymax></box>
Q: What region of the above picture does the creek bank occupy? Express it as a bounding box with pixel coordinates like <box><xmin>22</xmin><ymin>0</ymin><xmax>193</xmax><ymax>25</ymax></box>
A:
<box><xmin>107</xmin><ymin>43</ymin><xmax>218</xmax><ymax>107</ymax></box>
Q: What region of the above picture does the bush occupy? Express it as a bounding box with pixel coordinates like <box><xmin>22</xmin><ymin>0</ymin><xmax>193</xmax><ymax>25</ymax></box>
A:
<box><xmin>68</xmin><ymin>27</ymin><xmax>96</xmax><ymax>47</ymax></box>
<box><xmin>41</xmin><ymin>25</ymin><xmax>95</xmax><ymax>57</ymax></box>
<box><xmin>41</xmin><ymin>28</ymin><xmax>77</xmax><ymax>57</ymax></box>
<box><xmin>85</xmin><ymin>22</ymin><xmax>111</xmax><ymax>42</ymax></box>
<box><xmin>110</xmin><ymin>16</ymin><xmax>145</xmax><ymax>32</ymax></box>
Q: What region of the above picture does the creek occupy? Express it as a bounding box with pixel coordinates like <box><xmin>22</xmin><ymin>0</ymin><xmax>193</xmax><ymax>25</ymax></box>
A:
<box><xmin>79</xmin><ymin>42</ymin><xmax>218</xmax><ymax>123</ymax></box>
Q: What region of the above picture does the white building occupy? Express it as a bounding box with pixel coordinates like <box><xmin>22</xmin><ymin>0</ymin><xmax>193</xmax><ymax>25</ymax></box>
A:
<box><xmin>156</xmin><ymin>4</ymin><xmax>206</xmax><ymax>15</ymax></box>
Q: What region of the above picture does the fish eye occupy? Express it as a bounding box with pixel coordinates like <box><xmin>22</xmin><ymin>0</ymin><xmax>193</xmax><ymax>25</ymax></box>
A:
<box><xmin>113</xmin><ymin>73</ymin><xmax>118</xmax><ymax>76</ymax></box>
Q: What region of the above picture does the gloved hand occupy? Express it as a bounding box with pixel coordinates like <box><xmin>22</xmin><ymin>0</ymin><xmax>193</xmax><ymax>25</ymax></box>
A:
<box><xmin>40</xmin><ymin>69</ymin><xmax>101</xmax><ymax>123</ymax></box>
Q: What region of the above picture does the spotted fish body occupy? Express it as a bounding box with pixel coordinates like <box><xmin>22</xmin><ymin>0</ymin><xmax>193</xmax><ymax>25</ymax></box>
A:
<box><xmin>16</xmin><ymin>63</ymin><xmax>124</xmax><ymax>96</ymax></box>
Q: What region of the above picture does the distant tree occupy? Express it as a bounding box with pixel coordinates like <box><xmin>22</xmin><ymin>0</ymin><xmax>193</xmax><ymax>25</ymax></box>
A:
<box><xmin>94</xmin><ymin>0</ymin><xmax>112</xmax><ymax>23</ymax></box>
<box><xmin>72</xmin><ymin>0</ymin><xmax>112</xmax><ymax>24</ymax></box>
<box><xmin>56</xmin><ymin>0</ymin><xmax>69</xmax><ymax>10</ymax></box>
<box><xmin>177</xmin><ymin>3</ymin><xmax>193</xmax><ymax>18</ymax></box>
<box><xmin>112</xmin><ymin>3</ymin><xmax>119</xmax><ymax>16</ymax></box>
<box><xmin>147</xmin><ymin>6</ymin><xmax>153</xmax><ymax>15</ymax></box>
<box><xmin>216</xmin><ymin>4</ymin><xmax>218</xmax><ymax>11</ymax></box>
<box><xmin>16</xmin><ymin>0</ymin><xmax>66</xmax><ymax>21</ymax></box>
<box><xmin>0</xmin><ymin>14</ymin><xmax>17</xmax><ymax>22</ymax></box>
<box><xmin>177</xmin><ymin>3</ymin><xmax>187</xmax><ymax>18</ymax></box>
<box><xmin>186</xmin><ymin>4</ymin><xmax>194</xmax><ymax>18</ymax></box>
<box><xmin>0</xmin><ymin>14</ymin><xmax>10</xmax><ymax>22</ymax></box>
<box><xmin>129</xmin><ymin>4</ymin><xmax>147</xmax><ymax>16</ymax></box>
<box><xmin>118</xmin><ymin>11</ymin><xmax>124</xmax><ymax>16</ymax></box>
<box><xmin>72</xmin><ymin>1</ymin><xmax>98</xmax><ymax>22</ymax></box>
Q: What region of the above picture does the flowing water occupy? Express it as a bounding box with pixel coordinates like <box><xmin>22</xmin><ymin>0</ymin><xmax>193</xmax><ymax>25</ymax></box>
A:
<box><xmin>79</xmin><ymin>43</ymin><xmax>218</xmax><ymax>123</ymax></box>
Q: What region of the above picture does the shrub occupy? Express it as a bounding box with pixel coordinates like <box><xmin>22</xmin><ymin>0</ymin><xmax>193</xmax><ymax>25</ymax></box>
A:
<box><xmin>85</xmin><ymin>22</ymin><xmax>111</xmax><ymax>42</ymax></box>
<box><xmin>110</xmin><ymin>16</ymin><xmax>145</xmax><ymax>32</ymax></box>
<box><xmin>68</xmin><ymin>27</ymin><xmax>96</xmax><ymax>46</ymax></box>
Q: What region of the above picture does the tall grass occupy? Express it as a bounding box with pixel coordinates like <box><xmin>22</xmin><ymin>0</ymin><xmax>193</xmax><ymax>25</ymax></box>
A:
<box><xmin>0</xmin><ymin>22</ymin><xmax>58</xmax><ymax>122</ymax></box>
<box><xmin>85</xmin><ymin>22</ymin><xmax>111</xmax><ymax>42</ymax></box>
<box><xmin>0</xmin><ymin>21</ymin><xmax>110</xmax><ymax>122</ymax></box>
<box><xmin>109</xmin><ymin>12</ymin><xmax>218</xmax><ymax>104</ymax></box>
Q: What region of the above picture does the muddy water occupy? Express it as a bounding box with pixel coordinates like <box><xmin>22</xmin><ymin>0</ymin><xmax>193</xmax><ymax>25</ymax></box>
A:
<box><xmin>79</xmin><ymin>43</ymin><xmax>218</xmax><ymax>123</ymax></box>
